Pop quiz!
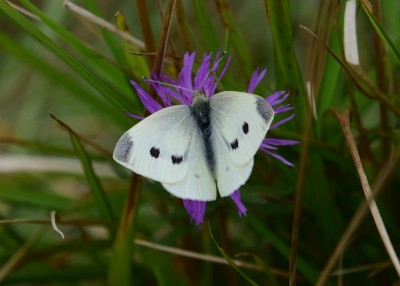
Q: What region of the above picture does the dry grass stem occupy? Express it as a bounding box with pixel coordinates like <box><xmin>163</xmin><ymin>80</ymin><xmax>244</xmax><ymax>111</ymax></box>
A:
<box><xmin>50</xmin><ymin>211</ymin><xmax>65</xmax><ymax>239</ymax></box>
<box><xmin>63</xmin><ymin>0</ymin><xmax>145</xmax><ymax>50</ymax></box>
<box><xmin>314</xmin><ymin>110</ymin><xmax>400</xmax><ymax>286</ymax></box>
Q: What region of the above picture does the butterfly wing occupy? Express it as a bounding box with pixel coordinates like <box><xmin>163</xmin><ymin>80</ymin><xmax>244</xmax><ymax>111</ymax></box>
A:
<box><xmin>209</xmin><ymin>91</ymin><xmax>274</xmax><ymax>196</ymax></box>
<box><xmin>210</xmin><ymin>91</ymin><xmax>274</xmax><ymax>166</ymax></box>
<box><xmin>213</xmin><ymin>128</ymin><xmax>254</xmax><ymax>197</ymax></box>
<box><xmin>162</xmin><ymin>127</ymin><xmax>217</xmax><ymax>201</ymax></box>
<box><xmin>113</xmin><ymin>105</ymin><xmax>195</xmax><ymax>184</ymax></box>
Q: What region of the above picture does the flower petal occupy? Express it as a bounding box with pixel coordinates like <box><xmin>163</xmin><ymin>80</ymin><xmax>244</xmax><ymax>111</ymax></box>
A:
<box><xmin>218</xmin><ymin>55</ymin><xmax>232</xmax><ymax>82</ymax></box>
<box><xmin>230</xmin><ymin>190</ymin><xmax>247</xmax><ymax>217</ymax></box>
<box><xmin>263</xmin><ymin>138</ymin><xmax>300</xmax><ymax>146</ymax></box>
<box><xmin>274</xmin><ymin>104</ymin><xmax>294</xmax><ymax>114</ymax></box>
<box><xmin>247</xmin><ymin>68</ymin><xmax>267</xmax><ymax>93</ymax></box>
<box><xmin>194</xmin><ymin>53</ymin><xmax>212</xmax><ymax>94</ymax></box>
<box><xmin>260</xmin><ymin>148</ymin><xmax>295</xmax><ymax>167</ymax></box>
<box><xmin>183</xmin><ymin>199</ymin><xmax>206</xmax><ymax>225</ymax></box>
<box><xmin>179</xmin><ymin>52</ymin><xmax>196</xmax><ymax>103</ymax></box>
<box><xmin>270</xmin><ymin>113</ymin><xmax>295</xmax><ymax>130</ymax></box>
<box><xmin>125</xmin><ymin>112</ymin><xmax>144</xmax><ymax>120</ymax></box>
<box><xmin>130</xmin><ymin>80</ymin><xmax>163</xmax><ymax>114</ymax></box>
<box><xmin>266</xmin><ymin>91</ymin><xmax>289</xmax><ymax>106</ymax></box>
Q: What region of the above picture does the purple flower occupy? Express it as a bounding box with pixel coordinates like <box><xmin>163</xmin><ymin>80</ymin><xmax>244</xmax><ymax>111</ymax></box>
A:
<box><xmin>129</xmin><ymin>52</ymin><xmax>298</xmax><ymax>224</ymax></box>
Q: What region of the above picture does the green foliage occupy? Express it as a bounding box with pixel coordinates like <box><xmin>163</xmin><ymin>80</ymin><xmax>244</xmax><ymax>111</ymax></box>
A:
<box><xmin>1</xmin><ymin>0</ymin><xmax>399</xmax><ymax>285</ymax></box>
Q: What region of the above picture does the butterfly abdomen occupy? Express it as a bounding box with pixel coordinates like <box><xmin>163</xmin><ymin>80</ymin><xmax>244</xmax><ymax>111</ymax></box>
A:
<box><xmin>191</xmin><ymin>98</ymin><xmax>216</xmax><ymax>177</ymax></box>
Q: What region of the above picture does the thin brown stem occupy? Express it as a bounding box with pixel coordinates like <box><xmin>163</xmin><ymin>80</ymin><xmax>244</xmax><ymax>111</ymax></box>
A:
<box><xmin>316</xmin><ymin>111</ymin><xmax>400</xmax><ymax>285</ymax></box>
<box><xmin>372</xmin><ymin>0</ymin><xmax>390</xmax><ymax>160</ymax></box>
<box><xmin>289</xmin><ymin>109</ymin><xmax>313</xmax><ymax>286</ymax></box>
<box><xmin>300</xmin><ymin>25</ymin><xmax>400</xmax><ymax>116</ymax></box>
<box><xmin>136</xmin><ymin>0</ymin><xmax>156</xmax><ymax>67</ymax></box>
<box><xmin>48</xmin><ymin>112</ymin><xmax>112</xmax><ymax>157</ymax></box>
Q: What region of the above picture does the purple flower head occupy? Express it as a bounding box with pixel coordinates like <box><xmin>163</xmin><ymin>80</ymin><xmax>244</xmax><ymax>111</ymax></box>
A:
<box><xmin>129</xmin><ymin>52</ymin><xmax>298</xmax><ymax>224</ymax></box>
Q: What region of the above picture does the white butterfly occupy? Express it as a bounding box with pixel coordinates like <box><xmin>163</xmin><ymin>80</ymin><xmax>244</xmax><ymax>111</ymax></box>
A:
<box><xmin>113</xmin><ymin>91</ymin><xmax>274</xmax><ymax>201</ymax></box>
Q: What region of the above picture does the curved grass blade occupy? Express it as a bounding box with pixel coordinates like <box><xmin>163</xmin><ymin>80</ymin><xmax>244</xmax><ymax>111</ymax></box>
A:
<box><xmin>215</xmin><ymin>0</ymin><xmax>253</xmax><ymax>75</ymax></box>
<box><xmin>193</xmin><ymin>0</ymin><xmax>219</xmax><ymax>51</ymax></box>
<box><xmin>360</xmin><ymin>0</ymin><xmax>400</xmax><ymax>64</ymax></box>
<box><xmin>248</xmin><ymin>216</ymin><xmax>319</xmax><ymax>284</ymax></box>
<box><xmin>0</xmin><ymin>1</ymin><xmax>126</xmax><ymax>112</ymax></box>
<box><xmin>208</xmin><ymin>223</ymin><xmax>258</xmax><ymax>286</ymax></box>
<box><xmin>83</xmin><ymin>0</ymin><xmax>126</xmax><ymax>67</ymax></box>
<box><xmin>0</xmin><ymin>31</ymin><xmax>123</xmax><ymax>123</ymax></box>
<box><xmin>49</xmin><ymin>113</ymin><xmax>116</xmax><ymax>222</ymax></box>
<box><xmin>263</xmin><ymin>0</ymin><xmax>306</xmax><ymax>105</ymax></box>
<box><xmin>19</xmin><ymin>0</ymin><xmax>137</xmax><ymax>91</ymax></box>
<box><xmin>115</xmin><ymin>11</ymin><xmax>150</xmax><ymax>78</ymax></box>
<box><xmin>107</xmin><ymin>174</ymin><xmax>141</xmax><ymax>286</ymax></box>
<box><xmin>0</xmin><ymin>184</ymin><xmax>73</xmax><ymax>210</ymax></box>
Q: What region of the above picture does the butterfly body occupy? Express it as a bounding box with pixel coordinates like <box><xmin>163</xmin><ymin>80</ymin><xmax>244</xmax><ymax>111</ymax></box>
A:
<box><xmin>113</xmin><ymin>91</ymin><xmax>274</xmax><ymax>201</ymax></box>
<box><xmin>190</xmin><ymin>93</ymin><xmax>215</xmax><ymax>175</ymax></box>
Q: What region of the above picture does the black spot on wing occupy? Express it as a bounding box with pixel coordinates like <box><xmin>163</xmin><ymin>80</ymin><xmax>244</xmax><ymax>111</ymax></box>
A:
<box><xmin>230</xmin><ymin>139</ymin><xmax>239</xmax><ymax>150</ymax></box>
<box><xmin>256</xmin><ymin>97</ymin><xmax>274</xmax><ymax>123</ymax></box>
<box><xmin>150</xmin><ymin>147</ymin><xmax>160</xmax><ymax>158</ymax></box>
<box><xmin>242</xmin><ymin>122</ymin><xmax>249</xmax><ymax>134</ymax></box>
<box><xmin>114</xmin><ymin>133</ymin><xmax>133</xmax><ymax>163</ymax></box>
<box><xmin>171</xmin><ymin>155</ymin><xmax>183</xmax><ymax>165</ymax></box>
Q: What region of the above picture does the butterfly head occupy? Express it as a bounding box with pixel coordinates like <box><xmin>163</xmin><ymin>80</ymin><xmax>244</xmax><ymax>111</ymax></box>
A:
<box><xmin>192</xmin><ymin>91</ymin><xmax>208</xmax><ymax>105</ymax></box>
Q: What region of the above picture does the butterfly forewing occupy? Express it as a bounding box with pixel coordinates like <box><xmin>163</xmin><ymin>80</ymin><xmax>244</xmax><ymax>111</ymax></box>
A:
<box><xmin>210</xmin><ymin>91</ymin><xmax>274</xmax><ymax>166</ymax></box>
<box><xmin>113</xmin><ymin>105</ymin><xmax>195</xmax><ymax>184</ymax></box>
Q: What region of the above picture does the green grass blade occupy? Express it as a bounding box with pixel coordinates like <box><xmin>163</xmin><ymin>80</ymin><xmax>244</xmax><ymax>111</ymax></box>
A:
<box><xmin>209</xmin><ymin>224</ymin><xmax>259</xmax><ymax>285</ymax></box>
<box><xmin>83</xmin><ymin>0</ymin><xmax>127</xmax><ymax>66</ymax></box>
<box><xmin>108</xmin><ymin>175</ymin><xmax>141</xmax><ymax>286</ymax></box>
<box><xmin>0</xmin><ymin>31</ymin><xmax>121</xmax><ymax>121</ymax></box>
<box><xmin>360</xmin><ymin>1</ymin><xmax>400</xmax><ymax>64</ymax></box>
<box><xmin>69</xmin><ymin>132</ymin><xmax>116</xmax><ymax>221</ymax></box>
<box><xmin>0</xmin><ymin>184</ymin><xmax>74</xmax><ymax>210</ymax></box>
<box><xmin>193</xmin><ymin>0</ymin><xmax>219</xmax><ymax>51</ymax></box>
<box><xmin>264</xmin><ymin>0</ymin><xmax>306</xmax><ymax>107</ymax></box>
<box><xmin>115</xmin><ymin>11</ymin><xmax>150</xmax><ymax>78</ymax></box>
<box><xmin>48</xmin><ymin>114</ymin><xmax>116</xmax><ymax>221</ymax></box>
<box><xmin>0</xmin><ymin>1</ymin><xmax>127</xmax><ymax>112</ymax></box>
<box><xmin>248</xmin><ymin>216</ymin><xmax>319</xmax><ymax>283</ymax></box>
<box><xmin>215</xmin><ymin>0</ymin><xmax>253</xmax><ymax>75</ymax></box>
<box><xmin>19</xmin><ymin>0</ymin><xmax>133</xmax><ymax>87</ymax></box>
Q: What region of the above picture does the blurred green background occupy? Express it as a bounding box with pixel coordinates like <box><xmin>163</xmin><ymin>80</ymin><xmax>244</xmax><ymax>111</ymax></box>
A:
<box><xmin>0</xmin><ymin>0</ymin><xmax>399</xmax><ymax>285</ymax></box>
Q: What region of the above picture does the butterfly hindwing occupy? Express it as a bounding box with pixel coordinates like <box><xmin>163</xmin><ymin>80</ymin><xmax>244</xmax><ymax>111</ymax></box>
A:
<box><xmin>212</xmin><ymin>126</ymin><xmax>254</xmax><ymax>197</ymax></box>
<box><xmin>210</xmin><ymin>91</ymin><xmax>274</xmax><ymax>166</ymax></box>
<box><xmin>113</xmin><ymin>105</ymin><xmax>195</xmax><ymax>184</ymax></box>
<box><xmin>162</xmin><ymin>128</ymin><xmax>217</xmax><ymax>201</ymax></box>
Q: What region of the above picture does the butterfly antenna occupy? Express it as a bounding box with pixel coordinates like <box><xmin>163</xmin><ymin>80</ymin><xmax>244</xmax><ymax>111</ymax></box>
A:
<box><xmin>197</xmin><ymin>51</ymin><xmax>228</xmax><ymax>92</ymax></box>
<box><xmin>142</xmin><ymin>77</ymin><xmax>194</xmax><ymax>93</ymax></box>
